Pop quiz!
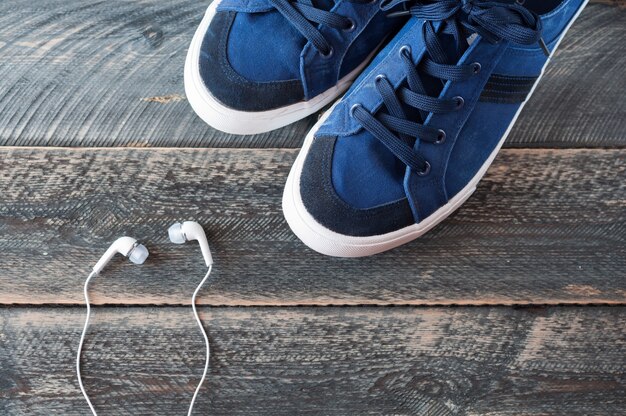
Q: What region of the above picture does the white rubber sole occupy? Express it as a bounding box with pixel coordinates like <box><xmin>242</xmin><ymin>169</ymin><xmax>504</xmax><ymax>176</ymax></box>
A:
<box><xmin>282</xmin><ymin>0</ymin><xmax>588</xmax><ymax>258</ymax></box>
<box><xmin>184</xmin><ymin>0</ymin><xmax>383</xmax><ymax>136</ymax></box>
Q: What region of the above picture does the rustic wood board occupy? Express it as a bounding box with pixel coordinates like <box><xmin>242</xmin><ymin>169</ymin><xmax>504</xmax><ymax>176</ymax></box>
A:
<box><xmin>1</xmin><ymin>148</ymin><xmax>624</xmax><ymax>306</ymax></box>
<box><xmin>1</xmin><ymin>306</ymin><xmax>624</xmax><ymax>415</ymax></box>
<box><xmin>0</xmin><ymin>1</ymin><xmax>623</xmax><ymax>148</ymax></box>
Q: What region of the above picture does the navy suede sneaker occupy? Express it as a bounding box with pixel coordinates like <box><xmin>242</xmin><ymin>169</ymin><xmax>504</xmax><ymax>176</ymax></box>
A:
<box><xmin>283</xmin><ymin>0</ymin><xmax>588</xmax><ymax>257</ymax></box>
<box><xmin>185</xmin><ymin>0</ymin><xmax>406</xmax><ymax>135</ymax></box>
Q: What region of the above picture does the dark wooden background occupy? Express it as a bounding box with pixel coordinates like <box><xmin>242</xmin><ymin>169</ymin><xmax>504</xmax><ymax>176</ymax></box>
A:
<box><xmin>0</xmin><ymin>0</ymin><xmax>624</xmax><ymax>415</ymax></box>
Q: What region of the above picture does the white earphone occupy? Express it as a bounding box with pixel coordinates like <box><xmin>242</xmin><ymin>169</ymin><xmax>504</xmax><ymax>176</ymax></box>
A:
<box><xmin>77</xmin><ymin>237</ymin><xmax>149</xmax><ymax>416</ymax></box>
<box><xmin>168</xmin><ymin>221</ymin><xmax>213</xmax><ymax>416</ymax></box>
<box><xmin>168</xmin><ymin>221</ymin><xmax>213</xmax><ymax>266</ymax></box>
<box><xmin>92</xmin><ymin>236</ymin><xmax>149</xmax><ymax>275</ymax></box>
<box><xmin>77</xmin><ymin>222</ymin><xmax>213</xmax><ymax>416</ymax></box>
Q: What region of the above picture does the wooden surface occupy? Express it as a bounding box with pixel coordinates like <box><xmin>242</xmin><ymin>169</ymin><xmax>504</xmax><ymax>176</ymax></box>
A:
<box><xmin>0</xmin><ymin>0</ymin><xmax>623</xmax><ymax>148</ymax></box>
<box><xmin>1</xmin><ymin>1</ymin><xmax>625</xmax><ymax>415</ymax></box>
<box><xmin>0</xmin><ymin>148</ymin><xmax>624</xmax><ymax>306</ymax></box>
<box><xmin>2</xmin><ymin>307</ymin><xmax>625</xmax><ymax>415</ymax></box>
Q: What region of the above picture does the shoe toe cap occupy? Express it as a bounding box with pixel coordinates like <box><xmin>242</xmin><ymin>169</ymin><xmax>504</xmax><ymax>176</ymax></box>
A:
<box><xmin>299</xmin><ymin>135</ymin><xmax>415</xmax><ymax>237</ymax></box>
<box><xmin>197</xmin><ymin>11</ymin><xmax>305</xmax><ymax>112</ymax></box>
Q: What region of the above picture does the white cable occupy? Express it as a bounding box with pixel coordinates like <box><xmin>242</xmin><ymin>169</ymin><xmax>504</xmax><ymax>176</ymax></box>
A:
<box><xmin>77</xmin><ymin>265</ymin><xmax>212</xmax><ymax>416</ymax></box>
<box><xmin>77</xmin><ymin>270</ymin><xmax>99</xmax><ymax>416</ymax></box>
<box><xmin>188</xmin><ymin>265</ymin><xmax>212</xmax><ymax>416</ymax></box>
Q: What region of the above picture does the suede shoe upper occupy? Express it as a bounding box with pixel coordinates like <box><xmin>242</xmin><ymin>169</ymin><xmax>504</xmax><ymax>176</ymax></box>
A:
<box><xmin>298</xmin><ymin>0</ymin><xmax>587</xmax><ymax>237</ymax></box>
<box><xmin>199</xmin><ymin>0</ymin><xmax>406</xmax><ymax>112</ymax></box>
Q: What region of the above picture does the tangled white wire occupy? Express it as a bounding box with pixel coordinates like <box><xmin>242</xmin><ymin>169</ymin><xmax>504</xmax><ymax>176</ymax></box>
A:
<box><xmin>76</xmin><ymin>265</ymin><xmax>213</xmax><ymax>416</ymax></box>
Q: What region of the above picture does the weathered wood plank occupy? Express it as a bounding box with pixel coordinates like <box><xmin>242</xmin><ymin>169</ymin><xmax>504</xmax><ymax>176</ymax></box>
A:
<box><xmin>0</xmin><ymin>148</ymin><xmax>624</xmax><ymax>306</ymax></box>
<box><xmin>0</xmin><ymin>1</ymin><xmax>623</xmax><ymax>148</ymax></box>
<box><xmin>1</xmin><ymin>306</ymin><xmax>624</xmax><ymax>415</ymax></box>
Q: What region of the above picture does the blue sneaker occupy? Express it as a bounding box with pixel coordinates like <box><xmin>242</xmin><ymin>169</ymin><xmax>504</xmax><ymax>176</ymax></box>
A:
<box><xmin>283</xmin><ymin>0</ymin><xmax>588</xmax><ymax>257</ymax></box>
<box><xmin>184</xmin><ymin>0</ymin><xmax>406</xmax><ymax>135</ymax></box>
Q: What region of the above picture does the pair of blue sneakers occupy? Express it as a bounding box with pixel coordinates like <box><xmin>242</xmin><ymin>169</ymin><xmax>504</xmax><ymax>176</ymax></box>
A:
<box><xmin>185</xmin><ymin>0</ymin><xmax>588</xmax><ymax>257</ymax></box>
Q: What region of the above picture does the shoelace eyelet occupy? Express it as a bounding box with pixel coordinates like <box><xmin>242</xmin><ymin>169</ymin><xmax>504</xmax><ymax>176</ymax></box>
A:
<box><xmin>417</xmin><ymin>161</ymin><xmax>431</xmax><ymax>176</ymax></box>
<box><xmin>399</xmin><ymin>45</ymin><xmax>411</xmax><ymax>58</ymax></box>
<box><xmin>472</xmin><ymin>62</ymin><xmax>482</xmax><ymax>74</ymax></box>
<box><xmin>435</xmin><ymin>129</ymin><xmax>446</xmax><ymax>144</ymax></box>
<box><xmin>343</xmin><ymin>18</ymin><xmax>356</xmax><ymax>32</ymax></box>
<box><xmin>320</xmin><ymin>46</ymin><xmax>334</xmax><ymax>59</ymax></box>
<box><xmin>350</xmin><ymin>103</ymin><xmax>362</xmax><ymax>118</ymax></box>
<box><xmin>375</xmin><ymin>74</ymin><xmax>387</xmax><ymax>83</ymax></box>
<box><xmin>352</xmin><ymin>3</ymin><xmax>543</xmax><ymax>176</ymax></box>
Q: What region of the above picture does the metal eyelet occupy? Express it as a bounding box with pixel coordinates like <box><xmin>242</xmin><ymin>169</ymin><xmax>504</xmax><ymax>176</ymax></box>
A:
<box><xmin>375</xmin><ymin>74</ymin><xmax>387</xmax><ymax>83</ymax></box>
<box><xmin>454</xmin><ymin>96</ymin><xmax>465</xmax><ymax>109</ymax></box>
<box><xmin>320</xmin><ymin>46</ymin><xmax>334</xmax><ymax>59</ymax></box>
<box><xmin>343</xmin><ymin>18</ymin><xmax>356</xmax><ymax>32</ymax></box>
<box><xmin>435</xmin><ymin>129</ymin><xmax>446</xmax><ymax>144</ymax></box>
<box><xmin>417</xmin><ymin>161</ymin><xmax>431</xmax><ymax>176</ymax></box>
<box><xmin>399</xmin><ymin>45</ymin><xmax>411</xmax><ymax>58</ymax></box>
<box><xmin>472</xmin><ymin>62</ymin><xmax>482</xmax><ymax>74</ymax></box>
<box><xmin>350</xmin><ymin>103</ymin><xmax>362</xmax><ymax>118</ymax></box>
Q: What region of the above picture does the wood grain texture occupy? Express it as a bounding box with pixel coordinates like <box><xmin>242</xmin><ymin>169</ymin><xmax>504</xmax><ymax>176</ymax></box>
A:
<box><xmin>1</xmin><ymin>306</ymin><xmax>624</xmax><ymax>415</ymax></box>
<box><xmin>1</xmin><ymin>148</ymin><xmax>624</xmax><ymax>306</ymax></box>
<box><xmin>0</xmin><ymin>1</ymin><xmax>623</xmax><ymax>148</ymax></box>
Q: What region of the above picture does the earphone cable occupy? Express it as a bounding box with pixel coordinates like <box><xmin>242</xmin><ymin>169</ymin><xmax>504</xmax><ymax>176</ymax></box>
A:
<box><xmin>76</xmin><ymin>264</ymin><xmax>212</xmax><ymax>416</ymax></box>
<box><xmin>188</xmin><ymin>265</ymin><xmax>212</xmax><ymax>416</ymax></box>
<box><xmin>77</xmin><ymin>270</ymin><xmax>99</xmax><ymax>416</ymax></box>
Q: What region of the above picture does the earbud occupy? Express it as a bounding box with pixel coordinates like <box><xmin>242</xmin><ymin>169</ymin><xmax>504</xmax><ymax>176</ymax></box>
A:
<box><xmin>168</xmin><ymin>221</ymin><xmax>213</xmax><ymax>267</ymax></box>
<box><xmin>79</xmin><ymin>236</ymin><xmax>150</xmax><ymax>416</ymax></box>
<box><xmin>92</xmin><ymin>236</ymin><xmax>149</xmax><ymax>275</ymax></box>
<box><xmin>168</xmin><ymin>221</ymin><xmax>214</xmax><ymax>415</ymax></box>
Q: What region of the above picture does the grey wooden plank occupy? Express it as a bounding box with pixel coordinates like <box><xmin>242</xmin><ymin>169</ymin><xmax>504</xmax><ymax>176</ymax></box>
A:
<box><xmin>0</xmin><ymin>1</ymin><xmax>623</xmax><ymax>148</ymax></box>
<box><xmin>507</xmin><ymin>1</ymin><xmax>626</xmax><ymax>148</ymax></box>
<box><xmin>0</xmin><ymin>148</ymin><xmax>624</xmax><ymax>306</ymax></box>
<box><xmin>1</xmin><ymin>306</ymin><xmax>624</xmax><ymax>415</ymax></box>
